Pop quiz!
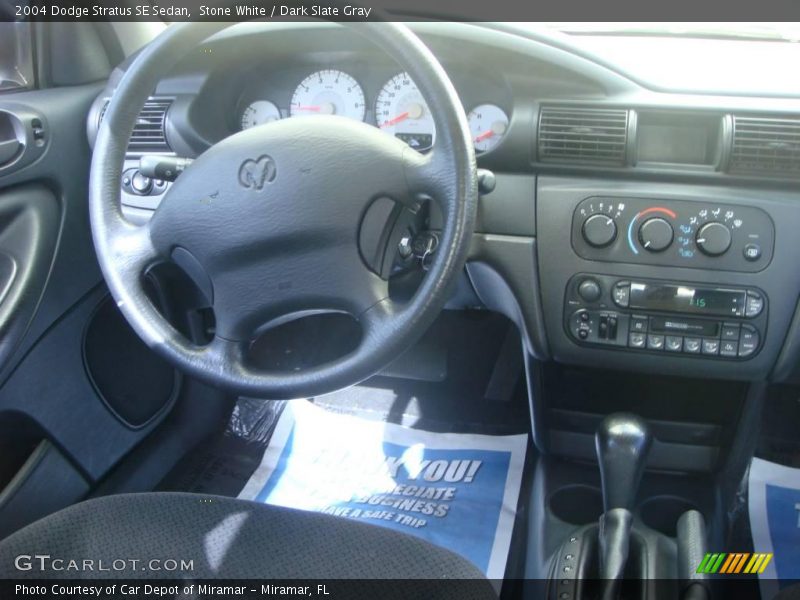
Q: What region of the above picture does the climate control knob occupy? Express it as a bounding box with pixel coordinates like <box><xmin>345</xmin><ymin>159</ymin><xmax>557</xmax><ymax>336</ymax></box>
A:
<box><xmin>582</xmin><ymin>214</ymin><xmax>617</xmax><ymax>248</ymax></box>
<box><xmin>696</xmin><ymin>222</ymin><xmax>732</xmax><ymax>256</ymax></box>
<box><xmin>638</xmin><ymin>217</ymin><xmax>674</xmax><ymax>252</ymax></box>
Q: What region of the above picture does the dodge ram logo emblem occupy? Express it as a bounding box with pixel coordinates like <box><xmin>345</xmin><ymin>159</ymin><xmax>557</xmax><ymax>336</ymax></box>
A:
<box><xmin>238</xmin><ymin>155</ymin><xmax>277</xmax><ymax>190</ymax></box>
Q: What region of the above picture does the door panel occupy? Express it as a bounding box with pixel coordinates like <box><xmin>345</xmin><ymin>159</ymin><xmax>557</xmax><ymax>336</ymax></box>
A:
<box><xmin>0</xmin><ymin>184</ymin><xmax>59</xmax><ymax>369</ymax></box>
<box><xmin>0</xmin><ymin>31</ymin><xmax>177</xmax><ymax>537</ymax></box>
<box><xmin>0</xmin><ymin>84</ymin><xmax>104</xmax><ymax>376</ymax></box>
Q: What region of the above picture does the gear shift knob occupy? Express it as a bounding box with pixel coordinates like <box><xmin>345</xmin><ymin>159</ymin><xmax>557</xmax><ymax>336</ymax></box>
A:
<box><xmin>596</xmin><ymin>413</ymin><xmax>652</xmax><ymax>512</ymax></box>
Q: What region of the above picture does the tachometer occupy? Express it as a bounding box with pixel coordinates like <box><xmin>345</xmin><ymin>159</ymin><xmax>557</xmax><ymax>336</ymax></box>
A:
<box><xmin>289</xmin><ymin>70</ymin><xmax>366</xmax><ymax>121</ymax></box>
<box><xmin>468</xmin><ymin>104</ymin><xmax>509</xmax><ymax>153</ymax></box>
<box><xmin>376</xmin><ymin>73</ymin><xmax>435</xmax><ymax>151</ymax></box>
<box><xmin>240</xmin><ymin>100</ymin><xmax>281</xmax><ymax>130</ymax></box>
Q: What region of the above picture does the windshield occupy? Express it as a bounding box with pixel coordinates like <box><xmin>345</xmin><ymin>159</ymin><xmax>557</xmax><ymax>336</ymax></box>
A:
<box><xmin>543</xmin><ymin>22</ymin><xmax>800</xmax><ymax>42</ymax></box>
<box><xmin>0</xmin><ymin>22</ymin><xmax>34</xmax><ymax>92</ymax></box>
<box><xmin>522</xmin><ymin>21</ymin><xmax>800</xmax><ymax>96</ymax></box>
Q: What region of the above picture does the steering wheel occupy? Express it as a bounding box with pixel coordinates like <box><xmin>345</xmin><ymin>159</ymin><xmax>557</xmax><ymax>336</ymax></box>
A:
<box><xmin>90</xmin><ymin>22</ymin><xmax>477</xmax><ymax>399</ymax></box>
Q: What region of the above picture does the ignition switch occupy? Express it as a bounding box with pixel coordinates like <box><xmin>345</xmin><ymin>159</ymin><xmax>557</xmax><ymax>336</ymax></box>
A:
<box><xmin>410</xmin><ymin>231</ymin><xmax>439</xmax><ymax>270</ymax></box>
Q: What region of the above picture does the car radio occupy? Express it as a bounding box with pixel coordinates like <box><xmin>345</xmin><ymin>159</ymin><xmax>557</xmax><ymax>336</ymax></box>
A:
<box><xmin>564</xmin><ymin>274</ymin><xmax>767</xmax><ymax>360</ymax></box>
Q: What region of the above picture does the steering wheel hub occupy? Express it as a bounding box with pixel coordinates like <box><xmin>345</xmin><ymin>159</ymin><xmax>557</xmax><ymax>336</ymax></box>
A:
<box><xmin>149</xmin><ymin>116</ymin><xmax>416</xmax><ymax>341</ymax></box>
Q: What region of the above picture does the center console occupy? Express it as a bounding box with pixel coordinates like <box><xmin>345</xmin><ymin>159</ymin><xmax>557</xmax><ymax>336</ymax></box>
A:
<box><xmin>531</xmin><ymin>414</ymin><xmax>714</xmax><ymax>600</ymax></box>
<box><xmin>535</xmin><ymin>176</ymin><xmax>800</xmax><ymax>382</ymax></box>
<box><xmin>565</xmin><ymin>194</ymin><xmax>772</xmax><ymax>361</ymax></box>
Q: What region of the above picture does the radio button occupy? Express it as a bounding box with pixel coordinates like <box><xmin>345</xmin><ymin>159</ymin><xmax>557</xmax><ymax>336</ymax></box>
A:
<box><xmin>720</xmin><ymin>340</ymin><xmax>739</xmax><ymax>357</ymax></box>
<box><xmin>739</xmin><ymin>326</ymin><xmax>759</xmax><ymax>357</ymax></box>
<box><xmin>598</xmin><ymin>316</ymin><xmax>609</xmax><ymax>339</ymax></box>
<box><xmin>702</xmin><ymin>339</ymin><xmax>720</xmax><ymax>355</ymax></box>
<box><xmin>630</xmin><ymin>316</ymin><xmax>649</xmax><ymax>333</ymax></box>
<box><xmin>683</xmin><ymin>338</ymin><xmax>702</xmax><ymax>353</ymax></box>
<box><xmin>578</xmin><ymin>278</ymin><xmax>602</xmax><ymax>303</ymax></box>
<box><xmin>745</xmin><ymin>292</ymin><xmax>764</xmax><ymax>318</ymax></box>
<box><xmin>612</xmin><ymin>282</ymin><xmax>630</xmax><ymax>308</ymax></box>
<box><xmin>629</xmin><ymin>332</ymin><xmax>646</xmax><ymax>348</ymax></box>
<box><xmin>721</xmin><ymin>324</ymin><xmax>740</xmax><ymax>340</ymax></box>
<box><xmin>647</xmin><ymin>334</ymin><xmax>665</xmax><ymax>350</ymax></box>
<box><xmin>665</xmin><ymin>336</ymin><xmax>683</xmax><ymax>352</ymax></box>
<box><xmin>608</xmin><ymin>316</ymin><xmax>619</xmax><ymax>340</ymax></box>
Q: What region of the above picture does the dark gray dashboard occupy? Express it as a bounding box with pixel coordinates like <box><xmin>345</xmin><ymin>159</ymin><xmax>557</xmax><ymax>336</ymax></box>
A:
<box><xmin>87</xmin><ymin>22</ymin><xmax>800</xmax><ymax>383</ymax></box>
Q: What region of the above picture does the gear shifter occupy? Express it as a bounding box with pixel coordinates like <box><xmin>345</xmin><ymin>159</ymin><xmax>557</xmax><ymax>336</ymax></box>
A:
<box><xmin>595</xmin><ymin>413</ymin><xmax>652</xmax><ymax>599</ymax></box>
<box><xmin>596</xmin><ymin>413</ymin><xmax>652</xmax><ymax>512</ymax></box>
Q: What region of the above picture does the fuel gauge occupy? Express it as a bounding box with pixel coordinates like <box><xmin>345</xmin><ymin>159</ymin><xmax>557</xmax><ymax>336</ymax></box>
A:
<box><xmin>468</xmin><ymin>104</ymin><xmax>509</xmax><ymax>153</ymax></box>
<box><xmin>241</xmin><ymin>100</ymin><xmax>281</xmax><ymax>130</ymax></box>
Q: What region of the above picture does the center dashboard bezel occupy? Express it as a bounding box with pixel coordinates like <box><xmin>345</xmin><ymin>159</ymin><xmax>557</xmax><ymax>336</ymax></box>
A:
<box><xmin>535</xmin><ymin>175</ymin><xmax>800</xmax><ymax>382</ymax></box>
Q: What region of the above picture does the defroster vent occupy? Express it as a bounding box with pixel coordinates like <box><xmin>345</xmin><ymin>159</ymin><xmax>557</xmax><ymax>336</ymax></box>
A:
<box><xmin>538</xmin><ymin>106</ymin><xmax>630</xmax><ymax>166</ymax></box>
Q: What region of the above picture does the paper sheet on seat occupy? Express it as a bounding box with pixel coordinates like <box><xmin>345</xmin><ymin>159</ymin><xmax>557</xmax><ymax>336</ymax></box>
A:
<box><xmin>748</xmin><ymin>457</ymin><xmax>800</xmax><ymax>599</ymax></box>
<box><xmin>239</xmin><ymin>399</ymin><xmax>527</xmax><ymax>580</ymax></box>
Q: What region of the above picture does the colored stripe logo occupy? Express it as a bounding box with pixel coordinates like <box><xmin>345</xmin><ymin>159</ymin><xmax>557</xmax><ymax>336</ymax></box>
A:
<box><xmin>696</xmin><ymin>553</ymin><xmax>773</xmax><ymax>574</ymax></box>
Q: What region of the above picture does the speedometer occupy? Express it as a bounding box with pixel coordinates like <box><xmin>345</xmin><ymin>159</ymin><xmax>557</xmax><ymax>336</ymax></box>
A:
<box><xmin>376</xmin><ymin>73</ymin><xmax>435</xmax><ymax>151</ymax></box>
<box><xmin>289</xmin><ymin>70</ymin><xmax>366</xmax><ymax>121</ymax></box>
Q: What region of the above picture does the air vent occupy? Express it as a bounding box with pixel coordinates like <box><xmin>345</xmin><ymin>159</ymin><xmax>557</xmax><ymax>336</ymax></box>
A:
<box><xmin>538</xmin><ymin>106</ymin><xmax>630</xmax><ymax>166</ymax></box>
<box><xmin>729</xmin><ymin>116</ymin><xmax>800</xmax><ymax>177</ymax></box>
<box><xmin>99</xmin><ymin>98</ymin><xmax>172</xmax><ymax>153</ymax></box>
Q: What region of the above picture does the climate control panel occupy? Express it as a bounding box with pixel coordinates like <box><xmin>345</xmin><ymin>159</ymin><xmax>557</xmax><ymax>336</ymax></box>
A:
<box><xmin>571</xmin><ymin>197</ymin><xmax>774</xmax><ymax>272</ymax></box>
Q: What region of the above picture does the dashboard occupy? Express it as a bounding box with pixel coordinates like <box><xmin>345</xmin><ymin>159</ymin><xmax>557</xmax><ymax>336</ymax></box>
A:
<box><xmin>86</xmin><ymin>22</ymin><xmax>800</xmax><ymax>384</ymax></box>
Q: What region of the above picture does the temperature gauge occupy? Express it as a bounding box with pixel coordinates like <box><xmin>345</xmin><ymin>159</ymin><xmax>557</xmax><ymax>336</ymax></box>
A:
<box><xmin>240</xmin><ymin>100</ymin><xmax>281</xmax><ymax>130</ymax></box>
<box><xmin>468</xmin><ymin>104</ymin><xmax>509</xmax><ymax>153</ymax></box>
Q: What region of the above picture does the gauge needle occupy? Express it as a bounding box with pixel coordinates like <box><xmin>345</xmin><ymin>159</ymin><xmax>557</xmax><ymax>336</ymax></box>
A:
<box><xmin>474</xmin><ymin>130</ymin><xmax>495</xmax><ymax>143</ymax></box>
<box><xmin>381</xmin><ymin>112</ymin><xmax>409</xmax><ymax>128</ymax></box>
<box><xmin>294</xmin><ymin>103</ymin><xmax>336</xmax><ymax>115</ymax></box>
<box><xmin>381</xmin><ymin>103</ymin><xmax>425</xmax><ymax>128</ymax></box>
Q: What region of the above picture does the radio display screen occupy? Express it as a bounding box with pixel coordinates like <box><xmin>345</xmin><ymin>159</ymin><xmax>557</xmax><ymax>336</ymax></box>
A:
<box><xmin>629</xmin><ymin>283</ymin><xmax>745</xmax><ymax>317</ymax></box>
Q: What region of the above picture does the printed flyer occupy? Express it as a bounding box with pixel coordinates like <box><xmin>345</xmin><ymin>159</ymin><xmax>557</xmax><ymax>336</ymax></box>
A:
<box><xmin>748</xmin><ymin>457</ymin><xmax>800</xmax><ymax>599</ymax></box>
<box><xmin>239</xmin><ymin>400</ymin><xmax>528</xmax><ymax>580</ymax></box>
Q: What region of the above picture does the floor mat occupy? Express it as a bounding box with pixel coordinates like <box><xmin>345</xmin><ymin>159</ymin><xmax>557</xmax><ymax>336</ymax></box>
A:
<box><xmin>238</xmin><ymin>399</ymin><xmax>527</xmax><ymax>580</ymax></box>
<box><xmin>748</xmin><ymin>457</ymin><xmax>800</xmax><ymax>599</ymax></box>
<box><xmin>156</xmin><ymin>311</ymin><xmax>534</xmax><ymax>582</ymax></box>
<box><xmin>156</xmin><ymin>398</ymin><xmax>287</xmax><ymax>495</ymax></box>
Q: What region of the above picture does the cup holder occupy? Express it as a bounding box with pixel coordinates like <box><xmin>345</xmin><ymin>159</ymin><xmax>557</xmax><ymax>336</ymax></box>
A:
<box><xmin>549</xmin><ymin>484</ymin><xmax>604</xmax><ymax>525</ymax></box>
<box><xmin>639</xmin><ymin>495</ymin><xmax>700</xmax><ymax>537</ymax></box>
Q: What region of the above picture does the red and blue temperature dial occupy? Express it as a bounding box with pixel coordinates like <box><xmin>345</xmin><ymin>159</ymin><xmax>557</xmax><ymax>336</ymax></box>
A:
<box><xmin>627</xmin><ymin>206</ymin><xmax>677</xmax><ymax>255</ymax></box>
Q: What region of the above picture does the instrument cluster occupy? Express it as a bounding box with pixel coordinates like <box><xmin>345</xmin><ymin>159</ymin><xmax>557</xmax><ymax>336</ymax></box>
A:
<box><xmin>236</xmin><ymin>67</ymin><xmax>510</xmax><ymax>154</ymax></box>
